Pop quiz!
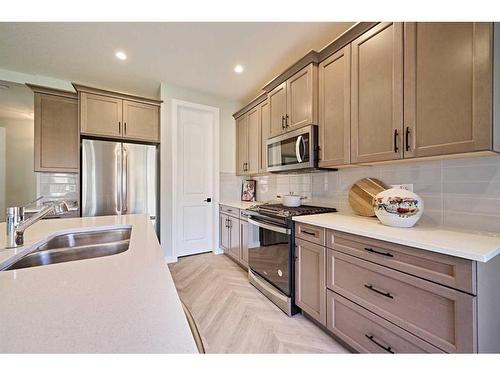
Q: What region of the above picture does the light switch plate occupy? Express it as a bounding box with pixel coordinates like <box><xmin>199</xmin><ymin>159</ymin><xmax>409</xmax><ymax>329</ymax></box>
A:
<box><xmin>391</xmin><ymin>184</ymin><xmax>414</xmax><ymax>192</ymax></box>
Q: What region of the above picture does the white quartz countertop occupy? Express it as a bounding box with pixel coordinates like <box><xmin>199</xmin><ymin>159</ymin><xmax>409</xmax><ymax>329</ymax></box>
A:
<box><xmin>219</xmin><ymin>201</ymin><xmax>262</xmax><ymax>210</ymax></box>
<box><xmin>293</xmin><ymin>213</ymin><xmax>500</xmax><ymax>262</ymax></box>
<box><xmin>0</xmin><ymin>214</ymin><xmax>198</xmax><ymax>353</ymax></box>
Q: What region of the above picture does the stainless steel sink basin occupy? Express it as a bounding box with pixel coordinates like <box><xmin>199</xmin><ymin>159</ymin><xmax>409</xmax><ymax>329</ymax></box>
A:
<box><xmin>1</xmin><ymin>227</ymin><xmax>132</xmax><ymax>271</ymax></box>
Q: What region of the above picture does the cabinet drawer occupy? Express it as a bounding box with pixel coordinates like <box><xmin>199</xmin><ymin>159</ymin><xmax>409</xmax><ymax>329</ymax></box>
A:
<box><xmin>327</xmin><ymin>249</ymin><xmax>476</xmax><ymax>353</ymax></box>
<box><xmin>219</xmin><ymin>205</ymin><xmax>240</xmax><ymax>218</ymax></box>
<box><xmin>327</xmin><ymin>230</ymin><xmax>476</xmax><ymax>294</ymax></box>
<box><xmin>295</xmin><ymin>223</ymin><xmax>325</xmax><ymax>246</ymax></box>
<box><xmin>327</xmin><ymin>290</ymin><xmax>443</xmax><ymax>353</ymax></box>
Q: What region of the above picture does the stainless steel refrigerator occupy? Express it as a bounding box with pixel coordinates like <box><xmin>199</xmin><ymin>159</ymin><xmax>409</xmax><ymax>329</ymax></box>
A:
<box><xmin>82</xmin><ymin>139</ymin><xmax>158</xmax><ymax>230</ymax></box>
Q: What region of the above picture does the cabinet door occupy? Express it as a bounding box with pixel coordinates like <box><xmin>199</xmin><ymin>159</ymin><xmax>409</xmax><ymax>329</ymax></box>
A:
<box><xmin>80</xmin><ymin>92</ymin><xmax>122</xmax><ymax>137</ymax></box>
<box><xmin>122</xmin><ymin>100</ymin><xmax>160</xmax><ymax>142</ymax></box>
<box><xmin>351</xmin><ymin>22</ymin><xmax>404</xmax><ymax>163</ymax></box>
<box><xmin>295</xmin><ymin>238</ymin><xmax>326</xmax><ymax>325</ymax></box>
<box><xmin>268</xmin><ymin>81</ymin><xmax>287</xmax><ymax>138</ymax></box>
<box><xmin>319</xmin><ymin>46</ymin><xmax>351</xmax><ymax>168</ymax></box>
<box><xmin>259</xmin><ymin>100</ymin><xmax>270</xmax><ymax>173</ymax></box>
<box><xmin>286</xmin><ymin>63</ymin><xmax>318</xmax><ymax>131</ymax></box>
<box><xmin>235</xmin><ymin>115</ymin><xmax>248</xmax><ymax>176</ymax></box>
<box><xmin>404</xmin><ymin>22</ymin><xmax>492</xmax><ymax>158</ymax></box>
<box><xmin>34</xmin><ymin>93</ymin><xmax>79</xmax><ymax>172</ymax></box>
<box><xmin>228</xmin><ymin>216</ymin><xmax>240</xmax><ymax>261</ymax></box>
<box><xmin>247</xmin><ymin>105</ymin><xmax>260</xmax><ymax>175</ymax></box>
<box><xmin>219</xmin><ymin>213</ymin><xmax>230</xmax><ymax>251</ymax></box>
<box><xmin>240</xmin><ymin>220</ymin><xmax>249</xmax><ymax>268</ymax></box>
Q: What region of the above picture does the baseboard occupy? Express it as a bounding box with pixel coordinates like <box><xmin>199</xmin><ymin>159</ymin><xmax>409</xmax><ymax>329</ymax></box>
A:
<box><xmin>164</xmin><ymin>256</ymin><xmax>178</xmax><ymax>264</ymax></box>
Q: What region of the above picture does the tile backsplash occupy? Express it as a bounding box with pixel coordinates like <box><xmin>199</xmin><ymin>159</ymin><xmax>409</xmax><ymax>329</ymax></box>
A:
<box><xmin>220</xmin><ymin>155</ymin><xmax>500</xmax><ymax>234</ymax></box>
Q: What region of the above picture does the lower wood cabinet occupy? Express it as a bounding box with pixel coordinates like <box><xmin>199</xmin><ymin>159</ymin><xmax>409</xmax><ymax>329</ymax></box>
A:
<box><xmin>219</xmin><ymin>206</ymin><xmax>248</xmax><ymax>269</ymax></box>
<box><xmin>295</xmin><ymin>238</ymin><xmax>326</xmax><ymax>325</ymax></box>
<box><xmin>327</xmin><ymin>291</ymin><xmax>443</xmax><ymax>353</ymax></box>
<box><xmin>294</xmin><ymin>224</ymin><xmax>500</xmax><ymax>353</ymax></box>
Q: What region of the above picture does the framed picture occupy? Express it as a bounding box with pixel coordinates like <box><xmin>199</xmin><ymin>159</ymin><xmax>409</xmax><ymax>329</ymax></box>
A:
<box><xmin>241</xmin><ymin>180</ymin><xmax>256</xmax><ymax>202</ymax></box>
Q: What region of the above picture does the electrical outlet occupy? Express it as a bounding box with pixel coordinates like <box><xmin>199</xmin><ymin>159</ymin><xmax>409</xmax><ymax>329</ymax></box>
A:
<box><xmin>391</xmin><ymin>184</ymin><xmax>414</xmax><ymax>192</ymax></box>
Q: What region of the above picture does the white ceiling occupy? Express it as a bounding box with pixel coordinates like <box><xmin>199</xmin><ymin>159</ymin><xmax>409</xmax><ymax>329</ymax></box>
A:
<box><xmin>0</xmin><ymin>22</ymin><xmax>353</xmax><ymax>103</ymax></box>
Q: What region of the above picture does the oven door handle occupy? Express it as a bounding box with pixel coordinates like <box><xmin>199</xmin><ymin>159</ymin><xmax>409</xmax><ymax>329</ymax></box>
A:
<box><xmin>248</xmin><ymin>218</ymin><xmax>290</xmax><ymax>235</ymax></box>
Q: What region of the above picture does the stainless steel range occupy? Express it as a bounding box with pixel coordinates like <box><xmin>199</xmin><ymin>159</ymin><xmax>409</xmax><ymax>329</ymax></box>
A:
<box><xmin>245</xmin><ymin>203</ymin><xmax>336</xmax><ymax>316</ymax></box>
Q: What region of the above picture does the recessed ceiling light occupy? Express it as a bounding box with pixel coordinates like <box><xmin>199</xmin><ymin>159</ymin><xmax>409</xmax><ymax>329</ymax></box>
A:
<box><xmin>115</xmin><ymin>51</ymin><xmax>127</xmax><ymax>60</ymax></box>
<box><xmin>234</xmin><ymin>65</ymin><xmax>244</xmax><ymax>73</ymax></box>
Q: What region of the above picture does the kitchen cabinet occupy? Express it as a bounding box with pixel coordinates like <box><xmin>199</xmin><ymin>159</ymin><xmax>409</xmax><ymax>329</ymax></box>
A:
<box><xmin>268</xmin><ymin>64</ymin><xmax>318</xmax><ymax>139</ymax></box>
<box><xmin>75</xmin><ymin>84</ymin><xmax>161</xmax><ymax>143</ymax></box>
<box><xmin>220</xmin><ymin>213</ymin><xmax>230</xmax><ymax>251</ymax></box>
<box><xmin>80</xmin><ymin>92</ymin><xmax>123</xmax><ymax>138</ymax></box>
<box><xmin>350</xmin><ymin>22</ymin><xmax>404</xmax><ymax>164</ymax></box>
<box><xmin>403</xmin><ymin>22</ymin><xmax>492</xmax><ymax>158</ymax></box>
<box><xmin>219</xmin><ymin>206</ymin><xmax>248</xmax><ymax>269</ymax></box>
<box><xmin>32</xmin><ymin>89</ymin><xmax>79</xmax><ymax>173</ymax></box>
<box><xmin>235</xmin><ymin>103</ymin><xmax>262</xmax><ymax>176</ymax></box>
<box><xmin>259</xmin><ymin>99</ymin><xmax>269</xmax><ymax>173</ymax></box>
<box><xmin>295</xmin><ymin>237</ymin><xmax>326</xmax><ymax>325</ymax></box>
<box><xmin>228</xmin><ymin>215</ymin><xmax>240</xmax><ymax>261</ymax></box>
<box><xmin>236</xmin><ymin>115</ymin><xmax>248</xmax><ymax>175</ymax></box>
<box><xmin>239</xmin><ymin>220</ymin><xmax>249</xmax><ymax>268</ymax></box>
<box><xmin>318</xmin><ymin>45</ymin><xmax>351</xmax><ymax>168</ymax></box>
<box><xmin>122</xmin><ymin>100</ymin><xmax>160</xmax><ymax>142</ymax></box>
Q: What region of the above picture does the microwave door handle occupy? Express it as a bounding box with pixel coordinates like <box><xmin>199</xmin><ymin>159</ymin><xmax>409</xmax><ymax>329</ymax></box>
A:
<box><xmin>248</xmin><ymin>218</ymin><xmax>290</xmax><ymax>235</ymax></box>
<box><xmin>295</xmin><ymin>135</ymin><xmax>305</xmax><ymax>163</ymax></box>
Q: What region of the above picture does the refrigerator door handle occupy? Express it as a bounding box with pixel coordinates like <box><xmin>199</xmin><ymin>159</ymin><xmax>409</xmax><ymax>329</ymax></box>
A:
<box><xmin>115</xmin><ymin>146</ymin><xmax>122</xmax><ymax>214</ymax></box>
<box><xmin>122</xmin><ymin>145</ymin><xmax>128</xmax><ymax>213</ymax></box>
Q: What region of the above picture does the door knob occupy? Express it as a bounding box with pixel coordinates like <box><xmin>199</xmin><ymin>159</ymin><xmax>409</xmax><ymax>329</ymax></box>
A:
<box><xmin>204</xmin><ymin>198</ymin><xmax>212</xmax><ymax>203</ymax></box>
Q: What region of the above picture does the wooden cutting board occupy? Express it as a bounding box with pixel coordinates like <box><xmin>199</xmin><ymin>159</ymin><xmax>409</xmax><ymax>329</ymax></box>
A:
<box><xmin>349</xmin><ymin>178</ymin><xmax>389</xmax><ymax>217</ymax></box>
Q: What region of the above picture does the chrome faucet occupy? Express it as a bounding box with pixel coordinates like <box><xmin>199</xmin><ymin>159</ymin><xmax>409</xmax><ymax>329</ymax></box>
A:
<box><xmin>5</xmin><ymin>200</ymin><xmax>69</xmax><ymax>248</ymax></box>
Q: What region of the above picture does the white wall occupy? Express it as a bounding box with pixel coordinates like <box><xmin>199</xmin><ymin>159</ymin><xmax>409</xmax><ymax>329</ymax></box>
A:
<box><xmin>0</xmin><ymin>117</ymin><xmax>37</xmax><ymax>211</ymax></box>
<box><xmin>0</xmin><ymin>127</ymin><xmax>5</xmax><ymax>218</ymax></box>
<box><xmin>160</xmin><ymin>82</ymin><xmax>241</xmax><ymax>261</ymax></box>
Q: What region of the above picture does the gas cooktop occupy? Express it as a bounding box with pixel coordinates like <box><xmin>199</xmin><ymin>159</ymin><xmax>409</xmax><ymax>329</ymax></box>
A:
<box><xmin>247</xmin><ymin>203</ymin><xmax>337</xmax><ymax>219</ymax></box>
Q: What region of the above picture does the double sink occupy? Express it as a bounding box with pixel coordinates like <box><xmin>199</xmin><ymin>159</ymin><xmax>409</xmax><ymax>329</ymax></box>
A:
<box><xmin>1</xmin><ymin>226</ymin><xmax>132</xmax><ymax>271</ymax></box>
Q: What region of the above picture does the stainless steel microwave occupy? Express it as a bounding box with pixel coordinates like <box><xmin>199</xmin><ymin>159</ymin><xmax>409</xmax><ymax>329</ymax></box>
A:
<box><xmin>266</xmin><ymin>125</ymin><xmax>319</xmax><ymax>173</ymax></box>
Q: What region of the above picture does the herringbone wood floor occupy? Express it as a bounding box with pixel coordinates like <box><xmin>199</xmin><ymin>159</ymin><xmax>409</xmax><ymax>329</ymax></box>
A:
<box><xmin>169</xmin><ymin>252</ymin><xmax>349</xmax><ymax>353</ymax></box>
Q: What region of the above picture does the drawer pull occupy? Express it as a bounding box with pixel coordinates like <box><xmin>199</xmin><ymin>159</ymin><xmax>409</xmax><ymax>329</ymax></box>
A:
<box><xmin>364</xmin><ymin>284</ymin><xmax>394</xmax><ymax>299</ymax></box>
<box><xmin>365</xmin><ymin>334</ymin><xmax>394</xmax><ymax>354</ymax></box>
<box><xmin>301</xmin><ymin>230</ymin><xmax>317</xmax><ymax>236</ymax></box>
<box><xmin>364</xmin><ymin>247</ymin><xmax>394</xmax><ymax>258</ymax></box>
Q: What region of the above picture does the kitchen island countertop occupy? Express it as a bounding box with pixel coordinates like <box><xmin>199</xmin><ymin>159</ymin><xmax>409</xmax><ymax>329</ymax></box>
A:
<box><xmin>0</xmin><ymin>214</ymin><xmax>198</xmax><ymax>353</ymax></box>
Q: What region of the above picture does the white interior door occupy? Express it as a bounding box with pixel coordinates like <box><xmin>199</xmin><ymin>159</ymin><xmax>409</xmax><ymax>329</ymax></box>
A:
<box><xmin>175</xmin><ymin>103</ymin><xmax>215</xmax><ymax>257</ymax></box>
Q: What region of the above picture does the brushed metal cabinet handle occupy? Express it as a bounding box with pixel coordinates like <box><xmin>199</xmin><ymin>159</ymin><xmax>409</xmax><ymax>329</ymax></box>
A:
<box><xmin>364</xmin><ymin>284</ymin><xmax>394</xmax><ymax>299</ymax></box>
<box><xmin>365</xmin><ymin>334</ymin><xmax>394</xmax><ymax>353</ymax></box>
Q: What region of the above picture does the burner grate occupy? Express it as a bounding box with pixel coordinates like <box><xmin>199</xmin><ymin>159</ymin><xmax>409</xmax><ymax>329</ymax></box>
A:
<box><xmin>248</xmin><ymin>203</ymin><xmax>336</xmax><ymax>218</ymax></box>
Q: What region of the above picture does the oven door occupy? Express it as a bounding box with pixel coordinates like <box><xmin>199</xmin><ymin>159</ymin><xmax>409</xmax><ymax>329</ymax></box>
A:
<box><xmin>247</xmin><ymin>217</ymin><xmax>292</xmax><ymax>296</ymax></box>
<box><xmin>267</xmin><ymin>125</ymin><xmax>317</xmax><ymax>172</ymax></box>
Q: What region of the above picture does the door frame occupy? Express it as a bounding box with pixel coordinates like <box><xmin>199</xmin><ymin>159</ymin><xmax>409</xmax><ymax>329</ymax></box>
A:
<box><xmin>171</xmin><ymin>99</ymin><xmax>220</xmax><ymax>260</ymax></box>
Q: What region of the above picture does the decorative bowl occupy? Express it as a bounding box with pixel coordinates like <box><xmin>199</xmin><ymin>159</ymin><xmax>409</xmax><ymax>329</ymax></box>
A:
<box><xmin>373</xmin><ymin>188</ymin><xmax>424</xmax><ymax>228</ymax></box>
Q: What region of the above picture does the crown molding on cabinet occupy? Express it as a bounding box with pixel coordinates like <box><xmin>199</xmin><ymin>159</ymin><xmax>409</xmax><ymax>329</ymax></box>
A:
<box><xmin>232</xmin><ymin>92</ymin><xmax>267</xmax><ymax>119</ymax></box>
<box><xmin>25</xmin><ymin>83</ymin><xmax>78</xmax><ymax>99</ymax></box>
<box><xmin>72</xmin><ymin>83</ymin><xmax>162</xmax><ymax>106</ymax></box>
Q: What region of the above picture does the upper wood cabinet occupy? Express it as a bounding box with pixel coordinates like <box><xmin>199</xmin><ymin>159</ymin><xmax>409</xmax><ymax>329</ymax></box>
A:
<box><xmin>235</xmin><ymin>101</ymin><xmax>264</xmax><ymax>176</ymax></box>
<box><xmin>29</xmin><ymin>86</ymin><xmax>79</xmax><ymax>173</ymax></box>
<box><xmin>122</xmin><ymin>100</ymin><xmax>160</xmax><ymax>142</ymax></box>
<box><xmin>246</xmin><ymin>105</ymin><xmax>260</xmax><ymax>174</ymax></box>
<box><xmin>75</xmin><ymin>84</ymin><xmax>161</xmax><ymax>143</ymax></box>
<box><xmin>403</xmin><ymin>22</ymin><xmax>492</xmax><ymax>158</ymax></box>
<box><xmin>80</xmin><ymin>93</ymin><xmax>122</xmax><ymax>138</ymax></box>
<box><xmin>268</xmin><ymin>63</ymin><xmax>318</xmax><ymax>139</ymax></box>
<box><xmin>268</xmin><ymin>81</ymin><xmax>287</xmax><ymax>138</ymax></box>
<box><xmin>259</xmin><ymin>99</ymin><xmax>270</xmax><ymax>173</ymax></box>
<box><xmin>236</xmin><ymin>115</ymin><xmax>248</xmax><ymax>175</ymax></box>
<box><xmin>351</xmin><ymin>22</ymin><xmax>404</xmax><ymax>164</ymax></box>
<box><xmin>319</xmin><ymin>45</ymin><xmax>351</xmax><ymax>168</ymax></box>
